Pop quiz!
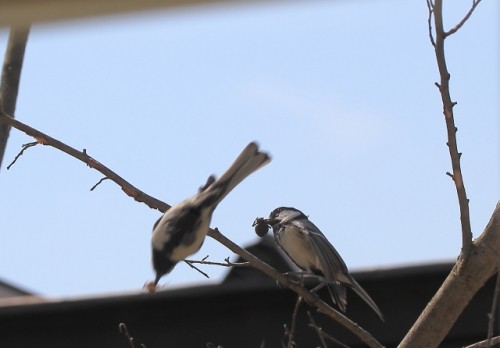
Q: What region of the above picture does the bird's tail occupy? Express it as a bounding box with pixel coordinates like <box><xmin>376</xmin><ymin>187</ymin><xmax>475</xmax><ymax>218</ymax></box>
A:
<box><xmin>347</xmin><ymin>275</ymin><xmax>384</xmax><ymax>321</ymax></box>
<box><xmin>205</xmin><ymin>142</ymin><xmax>271</xmax><ymax>205</ymax></box>
<box><xmin>326</xmin><ymin>282</ymin><xmax>348</xmax><ymax>313</ymax></box>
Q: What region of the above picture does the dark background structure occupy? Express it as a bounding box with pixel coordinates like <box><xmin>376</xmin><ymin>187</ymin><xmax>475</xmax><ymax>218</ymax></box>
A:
<box><xmin>0</xmin><ymin>239</ymin><xmax>497</xmax><ymax>348</ymax></box>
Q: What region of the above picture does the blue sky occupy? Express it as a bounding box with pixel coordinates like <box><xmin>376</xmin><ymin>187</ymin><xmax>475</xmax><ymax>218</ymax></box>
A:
<box><xmin>0</xmin><ymin>0</ymin><xmax>498</xmax><ymax>298</ymax></box>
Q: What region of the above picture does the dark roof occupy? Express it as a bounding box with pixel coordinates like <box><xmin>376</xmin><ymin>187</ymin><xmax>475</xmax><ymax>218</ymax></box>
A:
<box><xmin>0</xmin><ymin>238</ymin><xmax>496</xmax><ymax>348</ymax></box>
<box><xmin>0</xmin><ymin>278</ymin><xmax>34</xmax><ymax>298</ymax></box>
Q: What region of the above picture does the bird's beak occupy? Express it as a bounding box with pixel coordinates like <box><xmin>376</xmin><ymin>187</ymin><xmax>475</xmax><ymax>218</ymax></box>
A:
<box><xmin>267</xmin><ymin>218</ymin><xmax>278</xmax><ymax>227</ymax></box>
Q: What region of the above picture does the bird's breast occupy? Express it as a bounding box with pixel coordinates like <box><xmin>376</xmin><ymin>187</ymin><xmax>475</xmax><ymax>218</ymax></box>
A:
<box><xmin>275</xmin><ymin>225</ymin><xmax>319</xmax><ymax>272</ymax></box>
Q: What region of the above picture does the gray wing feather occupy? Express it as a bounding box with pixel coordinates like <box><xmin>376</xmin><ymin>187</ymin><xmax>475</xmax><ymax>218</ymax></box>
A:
<box><xmin>293</xmin><ymin>219</ymin><xmax>349</xmax><ymax>282</ymax></box>
<box><xmin>296</xmin><ymin>219</ymin><xmax>384</xmax><ymax>320</ymax></box>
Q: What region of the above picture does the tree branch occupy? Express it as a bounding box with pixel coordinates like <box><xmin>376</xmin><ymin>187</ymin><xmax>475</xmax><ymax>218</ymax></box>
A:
<box><xmin>0</xmin><ymin>112</ymin><xmax>383</xmax><ymax>347</ymax></box>
<box><xmin>118</xmin><ymin>322</ymin><xmax>146</xmax><ymax>348</ymax></box>
<box><xmin>0</xmin><ymin>112</ymin><xmax>169</xmax><ymax>212</ymax></box>
<box><xmin>431</xmin><ymin>0</ymin><xmax>473</xmax><ymax>255</ymax></box>
<box><xmin>285</xmin><ymin>295</ymin><xmax>302</xmax><ymax>348</ymax></box>
<box><xmin>464</xmin><ymin>336</ymin><xmax>500</xmax><ymax>348</ymax></box>
<box><xmin>425</xmin><ymin>0</ymin><xmax>436</xmax><ymax>47</ymax></box>
<box><xmin>486</xmin><ymin>270</ymin><xmax>500</xmax><ymax>346</ymax></box>
<box><xmin>0</xmin><ymin>26</ymin><xmax>30</xmax><ymax>170</ymax></box>
<box><xmin>307</xmin><ymin>310</ymin><xmax>349</xmax><ymax>348</ymax></box>
<box><xmin>444</xmin><ymin>0</ymin><xmax>482</xmax><ymax>38</ymax></box>
<box><xmin>208</xmin><ymin>228</ymin><xmax>383</xmax><ymax>348</ymax></box>
<box><xmin>399</xmin><ymin>2</ymin><xmax>495</xmax><ymax>347</ymax></box>
<box><xmin>399</xmin><ymin>202</ymin><xmax>500</xmax><ymax>348</ymax></box>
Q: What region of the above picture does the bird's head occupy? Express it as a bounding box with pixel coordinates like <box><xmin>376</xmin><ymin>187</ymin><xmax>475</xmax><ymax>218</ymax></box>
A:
<box><xmin>268</xmin><ymin>207</ymin><xmax>307</xmax><ymax>227</ymax></box>
<box><xmin>253</xmin><ymin>207</ymin><xmax>307</xmax><ymax>237</ymax></box>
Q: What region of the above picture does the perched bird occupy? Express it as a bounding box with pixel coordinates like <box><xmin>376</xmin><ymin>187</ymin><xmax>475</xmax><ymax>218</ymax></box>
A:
<box><xmin>151</xmin><ymin>142</ymin><xmax>271</xmax><ymax>286</ymax></box>
<box><xmin>262</xmin><ymin>207</ymin><xmax>384</xmax><ymax>320</ymax></box>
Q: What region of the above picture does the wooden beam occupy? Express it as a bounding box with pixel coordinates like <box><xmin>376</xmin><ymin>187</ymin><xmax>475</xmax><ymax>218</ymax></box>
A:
<box><xmin>0</xmin><ymin>0</ymin><xmax>235</xmax><ymax>26</ymax></box>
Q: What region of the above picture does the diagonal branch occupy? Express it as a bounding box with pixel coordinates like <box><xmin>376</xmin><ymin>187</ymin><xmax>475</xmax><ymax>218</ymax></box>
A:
<box><xmin>208</xmin><ymin>228</ymin><xmax>383</xmax><ymax>348</ymax></box>
<box><xmin>0</xmin><ymin>112</ymin><xmax>169</xmax><ymax>212</ymax></box>
<box><xmin>1</xmin><ymin>111</ymin><xmax>382</xmax><ymax>347</ymax></box>
<box><xmin>399</xmin><ymin>202</ymin><xmax>500</xmax><ymax>348</ymax></box>
<box><xmin>432</xmin><ymin>0</ymin><xmax>473</xmax><ymax>255</ymax></box>
<box><xmin>444</xmin><ymin>0</ymin><xmax>482</xmax><ymax>38</ymax></box>
<box><xmin>464</xmin><ymin>336</ymin><xmax>500</xmax><ymax>348</ymax></box>
<box><xmin>0</xmin><ymin>26</ymin><xmax>30</xmax><ymax>170</ymax></box>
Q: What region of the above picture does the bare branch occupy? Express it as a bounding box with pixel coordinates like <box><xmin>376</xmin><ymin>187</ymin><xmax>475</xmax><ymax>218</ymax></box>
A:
<box><xmin>0</xmin><ymin>112</ymin><xmax>170</xmax><ymax>213</ymax></box>
<box><xmin>432</xmin><ymin>0</ymin><xmax>473</xmax><ymax>255</ymax></box>
<box><xmin>445</xmin><ymin>0</ymin><xmax>482</xmax><ymax>37</ymax></box>
<box><xmin>208</xmin><ymin>228</ymin><xmax>383</xmax><ymax>348</ymax></box>
<box><xmin>90</xmin><ymin>177</ymin><xmax>110</xmax><ymax>191</ymax></box>
<box><xmin>118</xmin><ymin>322</ymin><xmax>146</xmax><ymax>348</ymax></box>
<box><xmin>183</xmin><ymin>260</ymin><xmax>210</xmax><ymax>279</ymax></box>
<box><xmin>464</xmin><ymin>336</ymin><xmax>500</xmax><ymax>348</ymax></box>
<box><xmin>486</xmin><ymin>272</ymin><xmax>500</xmax><ymax>346</ymax></box>
<box><xmin>0</xmin><ymin>26</ymin><xmax>30</xmax><ymax>170</ymax></box>
<box><xmin>286</xmin><ymin>296</ymin><xmax>302</xmax><ymax>348</ymax></box>
<box><xmin>426</xmin><ymin>0</ymin><xmax>436</xmax><ymax>47</ymax></box>
<box><xmin>183</xmin><ymin>257</ymin><xmax>250</xmax><ymax>268</ymax></box>
<box><xmin>399</xmin><ymin>202</ymin><xmax>500</xmax><ymax>347</ymax></box>
<box><xmin>0</xmin><ymin>109</ymin><xmax>382</xmax><ymax>347</ymax></box>
<box><xmin>6</xmin><ymin>141</ymin><xmax>37</xmax><ymax>169</ymax></box>
<box><xmin>307</xmin><ymin>311</ymin><xmax>350</xmax><ymax>348</ymax></box>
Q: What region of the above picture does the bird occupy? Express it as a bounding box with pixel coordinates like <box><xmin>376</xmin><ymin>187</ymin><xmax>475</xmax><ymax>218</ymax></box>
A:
<box><xmin>262</xmin><ymin>206</ymin><xmax>384</xmax><ymax>320</ymax></box>
<box><xmin>150</xmin><ymin>142</ymin><xmax>271</xmax><ymax>286</ymax></box>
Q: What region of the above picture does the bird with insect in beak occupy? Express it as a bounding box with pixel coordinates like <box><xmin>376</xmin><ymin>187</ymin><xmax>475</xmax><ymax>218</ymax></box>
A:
<box><xmin>253</xmin><ymin>207</ymin><xmax>384</xmax><ymax>320</ymax></box>
<box><xmin>149</xmin><ymin>142</ymin><xmax>271</xmax><ymax>289</ymax></box>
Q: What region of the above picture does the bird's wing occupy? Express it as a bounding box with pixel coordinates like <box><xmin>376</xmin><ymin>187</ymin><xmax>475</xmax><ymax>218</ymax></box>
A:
<box><xmin>293</xmin><ymin>219</ymin><xmax>349</xmax><ymax>283</ymax></box>
<box><xmin>296</xmin><ymin>220</ymin><xmax>384</xmax><ymax>320</ymax></box>
<box><xmin>151</xmin><ymin>202</ymin><xmax>203</xmax><ymax>256</ymax></box>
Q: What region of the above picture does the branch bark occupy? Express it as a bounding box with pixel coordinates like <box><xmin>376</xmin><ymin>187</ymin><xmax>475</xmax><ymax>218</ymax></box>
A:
<box><xmin>0</xmin><ymin>26</ymin><xmax>30</xmax><ymax>170</ymax></box>
<box><xmin>399</xmin><ymin>202</ymin><xmax>500</xmax><ymax>348</ymax></box>
<box><xmin>431</xmin><ymin>0</ymin><xmax>474</xmax><ymax>255</ymax></box>
<box><xmin>208</xmin><ymin>228</ymin><xmax>383</xmax><ymax>347</ymax></box>
<box><xmin>0</xmin><ymin>113</ymin><xmax>169</xmax><ymax>212</ymax></box>
<box><xmin>397</xmin><ymin>2</ymin><xmax>493</xmax><ymax>347</ymax></box>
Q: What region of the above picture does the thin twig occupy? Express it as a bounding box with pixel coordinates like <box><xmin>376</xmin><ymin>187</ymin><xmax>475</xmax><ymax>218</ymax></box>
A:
<box><xmin>463</xmin><ymin>336</ymin><xmax>500</xmax><ymax>348</ymax></box>
<box><xmin>426</xmin><ymin>0</ymin><xmax>436</xmax><ymax>47</ymax></box>
<box><xmin>286</xmin><ymin>296</ymin><xmax>302</xmax><ymax>348</ymax></box>
<box><xmin>6</xmin><ymin>141</ymin><xmax>37</xmax><ymax>169</ymax></box>
<box><xmin>118</xmin><ymin>323</ymin><xmax>146</xmax><ymax>348</ymax></box>
<box><xmin>184</xmin><ymin>257</ymin><xmax>250</xmax><ymax>268</ymax></box>
<box><xmin>486</xmin><ymin>271</ymin><xmax>500</xmax><ymax>346</ymax></box>
<box><xmin>445</xmin><ymin>0</ymin><xmax>482</xmax><ymax>37</ymax></box>
<box><xmin>183</xmin><ymin>260</ymin><xmax>209</xmax><ymax>279</ymax></box>
<box><xmin>0</xmin><ymin>112</ymin><xmax>170</xmax><ymax>213</ymax></box>
<box><xmin>183</xmin><ymin>255</ymin><xmax>251</xmax><ymax>279</ymax></box>
<box><xmin>90</xmin><ymin>177</ymin><xmax>110</xmax><ymax>191</ymax></box>
<box><xmin>0</xmin><ymin>26</ymin><xmax>30</xmax><ymax>170</ymax></box>
<box><xmin>307</xmin><ymin>311</ymin><xmax>328</xmax><ymax>348</ymax></box>
<box><xmin>307</xmin><ymin>311</ymin><xmax>350</xmax><ymax>348</ymax></box>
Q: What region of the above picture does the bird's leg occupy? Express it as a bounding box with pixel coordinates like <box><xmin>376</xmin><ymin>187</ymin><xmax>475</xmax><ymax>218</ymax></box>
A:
<box><xmin>283</xmin><ymin>271</ymin><xmax>319</xmax><ymax>283</ymax></box>
<box><xmin>310</xmin><ymin>280</ymin><xmax>327</xmax><ymax>293</ymax></box>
